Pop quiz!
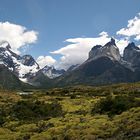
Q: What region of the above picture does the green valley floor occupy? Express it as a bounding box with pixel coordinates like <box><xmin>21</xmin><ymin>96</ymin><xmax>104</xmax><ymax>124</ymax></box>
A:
<box><xmin>0</xmin><ymin>83</ymin><xmax>140</xmax><ymax>140</ymax></box>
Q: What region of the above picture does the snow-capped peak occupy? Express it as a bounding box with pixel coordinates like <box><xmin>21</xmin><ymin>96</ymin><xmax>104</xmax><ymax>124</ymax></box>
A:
<box><xmin>104</xmin><ymin>38</ymin><xmax>116</xmax><ymax>47</ymax></box>
<box><xmin>0</xmin><ymin>41</ymin><xmax>10</xmax><ymax>48</ymax></box>
<box><xmin>0</xmin><ymin>41</ymin><xmax>40</xmax><ymax>82</ymax></box>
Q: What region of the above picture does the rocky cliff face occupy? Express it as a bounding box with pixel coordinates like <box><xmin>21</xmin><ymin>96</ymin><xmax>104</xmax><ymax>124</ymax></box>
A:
<box><xmin>21</xmin><ymin>55</ymin><xmax>39</xmax><ymax>68</ymax></box>
<box><xmin>0</xmin><ymin>41</ymin><xmax>18</xmax><ymax>70</ymax></box>
<box><xmin>89</xmin><ymin>38</ymin><xmax>121</xmax><ymax>61</ymax></box>
<box><xmin>123</xmin><ymin>42</ymin><xmax>140</xmax><ymax>68</ymax></box>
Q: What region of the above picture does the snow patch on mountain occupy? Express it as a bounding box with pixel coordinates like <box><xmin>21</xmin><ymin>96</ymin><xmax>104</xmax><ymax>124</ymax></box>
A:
<box><xmin>11</xmin><ymin>56</ymin><xmax>39</xmax><ymax>78</ymax></box>
<box><xmin>41</xmin><ymin>65</ymin><xmax>65</xmax><ymax>79</ymax></box>
<box><xmin>0</xmin><ymin>41</ymin><xmax>66</xmax><ymax>82</ymax></box>
<box><xmin>0</xmin><ymin>41</ymin><xmax>39</xmax><ymax>81</ymax></box>
<box><xmin>0</xmin><ymin>41</ymin><xmax>9</xmax><ymax>48</ymax></box>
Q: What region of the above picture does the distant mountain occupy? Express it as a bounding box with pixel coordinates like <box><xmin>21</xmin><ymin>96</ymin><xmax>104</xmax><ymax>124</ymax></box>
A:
<box><xmin>0</xmin><ymin>64</ymin><xmax>31</xmax><ymax>89</ymax></box>
<box><xmin>0</xmin><ymin>41</ymin><xmax>39</xmax><ymax>81</ymax></box>
<box><xmin>25</xmin><ymin>70</ymin><xmax>53</xmax><ymax>88</ymax></box>
<box><xmin>89</xmin><ymin>38</ymin><xmax>121</xmax><ymax>61</ymax></box>
<box><xmin>52</xmin><ymin>38</ymin><xmax>139</xmax><ymax>87</ymax></box>
<box><xmin>1</xmin><ymin>38</ymin><xmax>140</xmax><ymax>89</ymax></box>
<box><xmin>67</xmin><ymin>64</ymin><xmax>80</xmax><ymax>72</ymax></box>
<box><xmin>123</xmin><ymin>42</ymin><xmax>140</xmax><ymax>69</ymax></box>
<box><xmin>0</xmin><ymin>41</ymin><xmax>63</xmax><ymax>87</ymax></box>
<box><xmin>41</xmin><ymin>65</ymin><xmax>65</xmax><ymax>79</ymax></box>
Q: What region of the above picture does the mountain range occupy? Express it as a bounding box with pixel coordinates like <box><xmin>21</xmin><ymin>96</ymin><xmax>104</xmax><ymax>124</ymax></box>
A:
<box><xmin>1</xmin><ymin>38</ymin><xmax>140</xmax><ymax>89</ymax></box>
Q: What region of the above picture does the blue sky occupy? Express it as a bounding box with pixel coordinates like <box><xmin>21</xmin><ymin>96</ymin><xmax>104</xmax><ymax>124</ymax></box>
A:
<box><xmin>0</xmin><ymin>0</ymin><xmax>140</xmax><ymax>69</ymax></box>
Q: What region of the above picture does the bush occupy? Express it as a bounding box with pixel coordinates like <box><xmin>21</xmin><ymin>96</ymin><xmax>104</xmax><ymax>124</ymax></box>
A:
<box><xmin>0</xmin><ymin>107</ymin><xmax>7</xmax><ymax>126</ymax></box>
<box><xmin>70</xmin><ymin>94</ymin><xmax>76</xmax><ymax>99</ymax></box>
<box><xmin>11</xmin><ymin>100</ymin><xmax>63</xmax><ymax>121</ymax></box>
<box><xmin>91</xmin><ymin>95</ymin><xmax>139</xmax><ymax>116</ymax></box>
<box><xmin>0</xmin><ymin>116</ymin><xmax>5</xmax><ymax>126</ymax></box>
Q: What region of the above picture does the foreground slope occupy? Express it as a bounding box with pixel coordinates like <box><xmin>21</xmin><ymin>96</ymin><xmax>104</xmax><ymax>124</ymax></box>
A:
<box><xmin>0</xmin><ymin>83</ymin><xmax>139</xmax><ymax>139</ymax></box>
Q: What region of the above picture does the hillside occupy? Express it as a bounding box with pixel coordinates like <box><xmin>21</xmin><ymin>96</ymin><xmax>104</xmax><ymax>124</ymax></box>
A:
<box><xmin>0</xmin><ymin>65</ymin><xmax>32</xmax><ymax>90</ymax></box>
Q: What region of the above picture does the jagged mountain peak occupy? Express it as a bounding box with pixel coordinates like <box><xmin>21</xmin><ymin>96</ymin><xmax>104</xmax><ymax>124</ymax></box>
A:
<box><xmin>128</xmin><ymin>42</ymin><xmax>135</xmax><ymax>47</ymax></box>
<box><xmin>0</xmin><ymin>41</ymin><xmax>10</xmax><ymax>48</ymax></box>
<box><xmin>91</xmin><ymin>45</ymin><xmax>102</xmax><ymax>51</ymax></box>
<box><xmin>0</xmin><ymin>42</ymin><xmax>15</xmax><ymax>69</ymax></box>
<box><xmin>104</xmin><ymin>37</ymin><xmax>116</xmax><ymax>47</ymax></box>
<box><xmin>89</xmin><ymin>38</ymin><xmax>121</xmax><ymax>61</ymax></box>
<box><xmin>21</xmin><ymin>55</ymin><xmax>39</xmax><ymax>68</ymax></box>
<box><xmin>126</xmin><ymin>42</ymin><xmax>139</xmax><ymax>50</ymax></box>
<box><xmin>0</xmin><ymin>42</ymin><xmax>40</xmax><ymax>82</ymax></box>
<box><xmin>123</xmin><ymin>42</ymin><xmax>140</xmax><ymax>68</ymax></box>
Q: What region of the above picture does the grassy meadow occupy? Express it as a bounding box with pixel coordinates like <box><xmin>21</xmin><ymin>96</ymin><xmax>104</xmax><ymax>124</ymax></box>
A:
<box><xmin>0</xmin><ymin>83</ymin><xmax>140</xmax><ymax>140</ymax></box>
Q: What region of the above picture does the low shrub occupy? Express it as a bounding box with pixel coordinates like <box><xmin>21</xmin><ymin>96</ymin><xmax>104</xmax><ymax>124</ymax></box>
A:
<box><xmin>11</xmin><ymin>100</ymin><xmax>63</xmax><ymax>121</ymax></box>
<box><xmin>91</xmin><ymin>95</ymin><xmax>139</xmax><ymax>116</ymax></box>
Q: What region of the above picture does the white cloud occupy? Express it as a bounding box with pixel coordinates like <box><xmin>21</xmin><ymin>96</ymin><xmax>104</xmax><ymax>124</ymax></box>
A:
<box><xmin>0</xmin><ymin>22</ymin><xmax>38</xmax><ymax>54</ymax></box>
<box><xmin>116</xmin><ymin>38</ymin><xmax>130</xmax><ymax>55</ymax></box>
<box><xmin>36</xmin><ymin>56</ymin><xmax>56</xmax><ymax>69</ymax></box>
<box><xmin>51</xmin><ymin>32</ymin><xmax>111</xmax><ymax>69</ymax></box>
<box><xmin>99</xmin><ymin>31</ymin><xmax>108</xmax><ymax>37</ymax></box>
<box><xmin>117</xmin><ymin>13</ymin><xmax>140</xmax><ymax>41</ymax></box>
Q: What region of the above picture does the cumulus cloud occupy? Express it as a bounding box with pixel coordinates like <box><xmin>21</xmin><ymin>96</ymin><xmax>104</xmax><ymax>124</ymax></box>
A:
<box><xmin>36</xmin><ymin>56</ymin><xmax>56</xmax><ymax>69</ymax></box>
<box><xmin>117</xmin><ymin>13</ymin><xmax>140</xmax><ymax>41</ymax></box>
<box><xmin>0</xmin><ymin>22</ymin><xmax>38</xmax><ymax>54</ymax></box>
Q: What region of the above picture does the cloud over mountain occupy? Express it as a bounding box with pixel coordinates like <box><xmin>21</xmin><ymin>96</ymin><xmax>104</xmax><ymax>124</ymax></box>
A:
<box><xmin>51</xmin><ymin>32</ymin><xmax>110</xmax><ymax>69</ymax></box>
<box><xmin>51</xmin><ymin>32</ymin><xmax>129</xmax><ymax>69</ymax></box>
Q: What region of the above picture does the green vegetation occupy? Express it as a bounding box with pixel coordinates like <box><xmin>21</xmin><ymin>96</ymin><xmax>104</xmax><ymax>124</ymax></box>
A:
<box><xmin>92</xmin><ymin>95</ymin><xmax>139</xmax><ymax>116</ymax></box>
<box><xmin>0</xmin><ymin>82</ymin><xmax>140</xmax><ymax>140</ymax></box>
<box><xmin>11</xmin><ymin>100</ymin><xmax>63</xmax><ymax>121</ymax></box>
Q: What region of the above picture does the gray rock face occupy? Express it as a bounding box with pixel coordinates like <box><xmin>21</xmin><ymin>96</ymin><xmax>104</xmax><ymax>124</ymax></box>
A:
<box><xmin>0</xmin><ymin>42</ymin><xmax>15</xmax><ymax>70</ymax></box>
<box><xmin>67</xmin><ymin>64</ymin><xmax>80</xmax><ymax>72</ymax></box>
<box><xmin>89</xmin><ymin>38</ymin><xmax>121</xmax><ymax>61</ymax></box>
<box><xmin>21</xmin><ymin>55</ymin><xmax>39</xmax><ymax>68</ymax></box>
<box><xmin>123</xmin><ymin>42</ymin><xmax>140</xmax><ymax>68</ymax></box>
